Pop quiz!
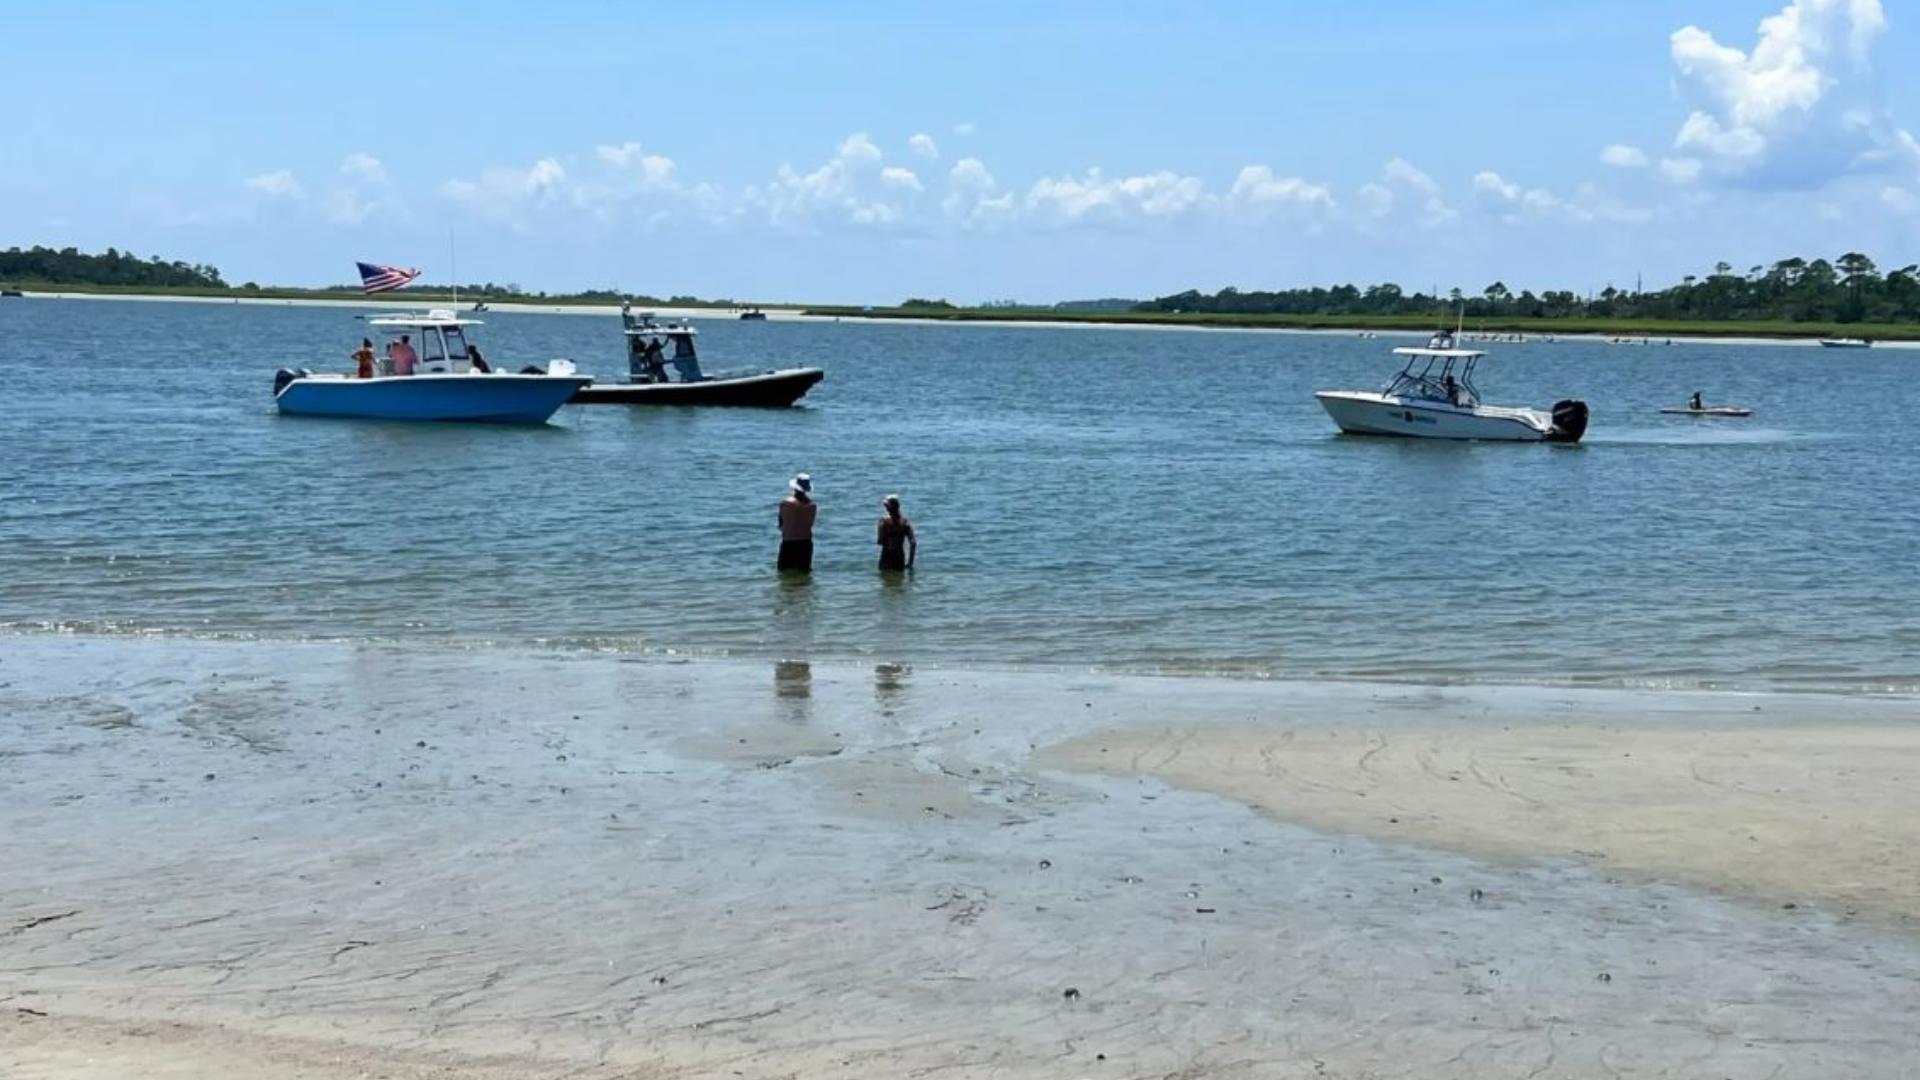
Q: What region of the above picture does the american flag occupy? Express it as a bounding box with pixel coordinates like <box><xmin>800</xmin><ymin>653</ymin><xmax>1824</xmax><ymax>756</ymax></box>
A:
<box><xmin>356</xmin><ymin>262</ymin><xmax>421</xmax><ymax>294</ymax></box>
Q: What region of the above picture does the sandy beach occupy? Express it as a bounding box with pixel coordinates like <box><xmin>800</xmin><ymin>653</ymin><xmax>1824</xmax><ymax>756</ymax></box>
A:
<box><xmin>23</xmin><ymin>290</ymin><xmax>1919</xmax><ymax>346</ymax></box>
<box><xmin>4</xmin><ymin>637</ymin><xmax>1920</xmax><ymax>1078</ymax></box>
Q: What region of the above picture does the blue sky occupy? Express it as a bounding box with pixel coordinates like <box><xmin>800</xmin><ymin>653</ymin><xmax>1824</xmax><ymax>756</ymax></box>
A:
<box><xmin>6</xmin><ymin>0</ymin><xmax>1920</xmax><ymax>301</ymax></box>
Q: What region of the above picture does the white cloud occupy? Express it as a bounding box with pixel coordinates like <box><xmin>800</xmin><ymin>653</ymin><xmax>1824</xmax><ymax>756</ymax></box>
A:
<box><xmin>1470</xmin><ymin>171</ymin><xmax>1651</xmax><ymax>225</ymax></box>
<box><xmin>1669</xmin><ymin>0</ymin><xmax>1918</xmax><ymax>188</ymax></box>
<box><xmin>1227</xmin><ymin>166</ymin><xmax>1334</xmax><ymax>220</ymax></box>
<box><xmin>1601</xmin><ymin>144</ymin><xmax>1650</xmax><ymax>168</ymax></box>
<box><xmin>442</xmin><ymin>157</ymin><xmax>567</xmax><ymax>219</ymax></box>
<box><xmin>244</xmin><ymin>170</ymin><xmax>303</xmax><ymax>198</ymax></box>
<box><xmin>1660</xmin><ymin>157</ymin><xmax>1705</xmax><ymax>184</ymax></box>
<box><xmin>838</xmin><ymin>132</ymin><xmax>882</xmax><ymax>165</ymax></box>
<box><xmin>942</xmin><ymin>157</ymin><xmax>1013</xmax><ymax>226</ymax></box>
<box><xmin>1357</xmin><ymin>158</ymin><xmax>1454</xmax><ymax>228</ymax></box>
<box><xmin>880</xmin><ymin>166</ymin><xmax>923</xmax><ymax>192</ymax></box>
<box><xmin>595</xmin><ymin>142</ymin><xmax>678</xmax><ymax>187</ymax></box>
<box><xmin>1471</xmin><ymin>171</ymin><xmax>1522</xmax><ymax>202</ymax></box>
<box><xmin>1025</xmin><ymin>167</ymin><xmax>1210</xmax><ymax>225</ymax></box>
<box><xmin>340</xmin><ymin>152</ymin><xmax>387</xmax><ymax>183</ymax></box>
<box><xmin>752</xmin><ymin>132</ymin><xmax>908</xmax><ymax>230</ymax></box>
<box><xmin>908</xmin><ymin>133</ymin><xmax>939</xmax><ymax>159</ymax></box>
<box><xmin>954</xmin><ymin>121</ymin><xmax>976</xmax><ymax>136</ymax></box>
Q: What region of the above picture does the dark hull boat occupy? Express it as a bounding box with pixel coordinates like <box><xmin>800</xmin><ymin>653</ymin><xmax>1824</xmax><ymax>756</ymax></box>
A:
<box><xmin>573</xmin><ymin>367</ymin><xmax>823</xmax><ymax>406</ymax></box>
<box><xmin>569</xmin><ymin>303</ymin><xmax>823</xmax><ymax>408</ymax></box>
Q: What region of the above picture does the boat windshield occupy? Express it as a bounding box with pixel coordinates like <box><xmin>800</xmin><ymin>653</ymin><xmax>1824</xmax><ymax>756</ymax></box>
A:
<box><xmin>1384</xmin><ymin>351</ymin><xmax>1481</xmax><ymax>407</ymax></box>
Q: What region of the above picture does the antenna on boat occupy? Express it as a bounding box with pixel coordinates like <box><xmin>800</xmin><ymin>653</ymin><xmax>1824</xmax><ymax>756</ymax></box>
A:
<box><xmin>448</xmin><ymin>227</ymin><xmax>458</xmax><ymax>312</ymax></box>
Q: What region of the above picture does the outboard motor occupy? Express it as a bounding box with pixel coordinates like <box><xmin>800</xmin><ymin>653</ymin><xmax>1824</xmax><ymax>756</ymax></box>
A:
<box><xmin>272</xmin><ymin>368</ymin><xmax>307</xmax><ymax>398</ymax></box>
<box><xmin>1547</xmin><ymin>399</ymin><xmax>1590</xmax><ymax>443</ymax></box>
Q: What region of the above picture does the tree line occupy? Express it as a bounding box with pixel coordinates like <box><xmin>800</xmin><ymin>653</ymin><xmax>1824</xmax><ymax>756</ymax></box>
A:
<box><xmin>1137</xmin><ymin>254</ymin><xmax>1920</xmax><ymax>324</ymax></box>
<box><xmin>1</xmin><ymin>245</ymin><xmax>226</xmax><ymax>289</ymax></box>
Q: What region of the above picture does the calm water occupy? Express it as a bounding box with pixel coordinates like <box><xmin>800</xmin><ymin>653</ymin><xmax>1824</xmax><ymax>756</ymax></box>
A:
<box><xmin>2</xmin><ymin>297</ymin><xmax>1915</xmax><ymax>691</ymax></box>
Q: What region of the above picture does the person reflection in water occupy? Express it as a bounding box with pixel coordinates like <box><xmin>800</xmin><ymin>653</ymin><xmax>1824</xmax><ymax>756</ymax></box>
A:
<box><xmin>777</xmin><ymin>474</ymin><xmax>817</xmax><ymax>574</ymax></box>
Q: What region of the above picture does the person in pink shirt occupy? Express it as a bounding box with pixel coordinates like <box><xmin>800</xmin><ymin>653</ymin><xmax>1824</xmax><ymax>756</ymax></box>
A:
<box><xmin>388</xmin><ymin>334</ymin><xmax>418</xmax><ymax>376</ymax></box>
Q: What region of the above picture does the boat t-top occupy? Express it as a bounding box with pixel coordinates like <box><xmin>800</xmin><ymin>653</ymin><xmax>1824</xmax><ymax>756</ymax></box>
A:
<box><xmin>273</xmin><ymin>310</ymin><xmax>589</xmax><ymax>423</ymax></box>
<box><xmin>570</xmin><ymin>302</ymin><xmax>824</xmax><ymax>406</ymax></box>
<box><xmin>1315</xmin><ymin>329</ymin><xmax>1588</xmax><ymax>443</ymax></box>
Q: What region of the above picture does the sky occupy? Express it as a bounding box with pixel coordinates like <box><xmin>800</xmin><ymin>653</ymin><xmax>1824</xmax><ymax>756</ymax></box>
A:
<box><xmin>5</xmin><ymin>0</ymin><xmax>1920</xmax><ymax>302</ymax></box>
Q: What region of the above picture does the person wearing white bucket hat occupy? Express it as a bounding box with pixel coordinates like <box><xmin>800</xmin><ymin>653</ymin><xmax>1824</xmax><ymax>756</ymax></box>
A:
<box><xmin>777</xmin><ymin>473</ymin><xmax>817</xmax><ymax>573</ymax></box>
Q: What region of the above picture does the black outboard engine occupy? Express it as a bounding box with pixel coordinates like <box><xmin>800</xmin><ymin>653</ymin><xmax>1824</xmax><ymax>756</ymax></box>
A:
<box><xmin>272</xmin><ymin>368</ymin><xmax>308</xmax><ymax>397</ymax></box>
<box><xmin>1547</xmin><ymin>399</ymin><xmax>1589</xmax><ymax>443</ymax></box>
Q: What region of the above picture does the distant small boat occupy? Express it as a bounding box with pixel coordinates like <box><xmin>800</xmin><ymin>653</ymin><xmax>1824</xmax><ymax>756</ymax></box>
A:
<box><xmin>570</xmin><ymin>303</ymin><xmax>822</xmax><ymax>407</ymax></box>
<box><xmin>274</xmin><ymin>310</ymin><xmax>588</xmax><ymax>423</ymax></box>
<box><xmin>0</xmin><ymin>287</ymin><xmax>23</xmax><ymax>298</ymax></box>
<box><xmin>1659</xmin><ymin>406</ymin><xmax>1752</xmax><ymax>418</ymax></box>
<box><xmin>1819</xmin><ymin>337</ymin><xmax>1872</xmax><ymax>349</ymax></box>
<box><xmin>738</xmin><ymin>306</ymin><xmax>768</xmax><ymax>321</ymax></box>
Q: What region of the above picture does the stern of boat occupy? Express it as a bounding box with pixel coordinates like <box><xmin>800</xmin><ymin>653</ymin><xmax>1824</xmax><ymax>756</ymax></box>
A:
<box><xmin>1545</xmin><ymin>399</ymin><xmax>1589</xmax><ymax>443</ymax></box>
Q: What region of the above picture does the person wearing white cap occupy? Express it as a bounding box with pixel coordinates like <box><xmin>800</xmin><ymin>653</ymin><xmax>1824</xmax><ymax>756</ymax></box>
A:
<box><xmin>876</xmin><ymin>494</ymin><xmax>916</xmax><ymax>573</ymax></box>
<box><xmin>777</xmin><ymin>473</ymin><xmax>817</xmax><ymax>573</ymax></box>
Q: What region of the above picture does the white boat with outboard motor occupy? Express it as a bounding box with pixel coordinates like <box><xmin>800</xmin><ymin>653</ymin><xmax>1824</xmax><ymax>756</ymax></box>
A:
<box><xmin>1818</xmin><ymin>337</ymin><xmax>1872</xmax><ymax>349</ymax></box>
<box><xmin>273</xmin><ymin>310</ymin><xmax>589</xmax><ymax>423</ymax></box>
<box><xmin>1315</xmin><ymin>330</ymin><xmax>1588</xmax><ymax>443</ymax></box>
<box><xmin>570</xmin><ymin>303</ymin><xmax>823</xmax><ymax>407</ymax></box>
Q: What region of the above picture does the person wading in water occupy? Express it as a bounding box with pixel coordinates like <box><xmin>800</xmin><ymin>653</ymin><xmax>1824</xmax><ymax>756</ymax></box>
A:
<box><xmin>777</xmin><ymin>473</ymin><xmax>817</xmax><ymax>573</ymax></box>
<box><xmin>876</xmin><ymin>494</ymin><xmax>916</xmax><ymax>573</ymax></box>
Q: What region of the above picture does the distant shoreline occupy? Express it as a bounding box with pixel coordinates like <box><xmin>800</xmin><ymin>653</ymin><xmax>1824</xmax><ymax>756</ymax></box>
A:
<box><xmin>802</xmin><ymin>304</ymin><xmax>1920</xmax><ymax>343</ymax></box>
<box><xmin>7</xmin><ymin>286</ymin><xmax>1918</xmax><ymax>345</ymax></box>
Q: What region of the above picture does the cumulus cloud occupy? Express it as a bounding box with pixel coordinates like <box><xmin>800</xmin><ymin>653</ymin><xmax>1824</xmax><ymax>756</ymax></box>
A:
<box><xmin>1227</xmin><ymin>166</ymin><xmax>1334</xmax><ymax>220</ymax></box>
<box><xmin>1601</xmin><ymin>144</ymin><xmax>1650</xmax><ymax>168</ymax></box>
<box><xmin>908</xmin><ymin>133</ymin><xmax>939</xmax><ymax>159</ymax></box>
<box><xmin>1470</xmin><ymin>171</ymin><xmax>1651</xmax><ymax>225</ymax></box>
<box><xmin>942</xmin><ymin>157</ymin><xmax>1014</xmax><ymax>226</ymax></box>
<box><xmin>244</xmin><ymin>170</ymin><xmax>303</xmax><ymax>198</ymax></box>
<box><xmin>1660</xmin><ymin>157</ymin><xmax>1705</xmax><ymax>184</ymax></box>
<box><xmin>838</xmin><ymin>132</ymin><xmax>882</xmax><ymax>165</ymax></box>
<box><xmin>442</xmin><ymin>158</ymin><xmax>567</xmax><ymax>219</ymax></box>
<box><xmin>880</xmin><ymin>166</ymin><xmax>922</xmax><ymax>191</ymax></box>
<box><xmin>751</xmin><ymin>132</ymin><xmax>910</xmax><ymax>230</ymax></box>
<box><xmin>1357</xmin><ymin>158</ymin><xmax>1455</xmax><ymax>228</ymax></box>
<box><xmin>1669</xmin><ymin>0</ymin><xmax>1918</xmax><ymax>188</ymax></box>
<box><xmin>340</xmin><ymin>152</ymin><xmax>387</xmax><ymax>183</ymax></box>
<box><xmin>595</xmin><ymin>142</ymin><xmax>678</xmax><ymax>187</ymax></box>
<box><xmin>1025</xmin><ymin>168</ymin><xmax>1210</xmax><ymax>225</ymax></box>
<box><xmin>1471</xmin><ymin>171</ymin><xmax>1522</xmax><ymax>202</ymax></box>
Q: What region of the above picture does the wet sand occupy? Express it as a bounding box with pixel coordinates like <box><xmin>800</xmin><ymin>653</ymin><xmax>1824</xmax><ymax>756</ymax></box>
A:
<box><xmin>5</xmin><ymin>637</ymin><xmax>1920</xmax><ymax>1078</ymax></box>
<box><xmin>1042</xmin><ymin>720</ymin><xmax>1920</xmax><ymax>925</ymax></box>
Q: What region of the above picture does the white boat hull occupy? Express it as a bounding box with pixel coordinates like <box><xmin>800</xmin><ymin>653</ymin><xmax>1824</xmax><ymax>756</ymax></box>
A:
<box><xmin>1315</xmin><ymin>391</ymin><xmax>1583</xmax><ymax>443</ymax></box>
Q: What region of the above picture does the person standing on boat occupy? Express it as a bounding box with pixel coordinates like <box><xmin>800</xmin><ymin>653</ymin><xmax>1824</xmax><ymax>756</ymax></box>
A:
<box><xmin>1690</xmin><ymin>390</ymin><xmax>1704</xmax><ymax>411</ymax></box>
<box><xmin>876</xmin><ymin>495</ymin><xmax>916</xmax><ymax>573</ymax></box>
<box><xmin>777</xmin><ymin>474</ymin><xmax>817</xmax><ymax>574</ymax></box>
<box><xmin>389</xmin><ymin>334</ymin><xmax>418</xmax><ymax>376</ymax></box>
<box><xmin>350</xmin><ymin>338</ymin><xmax>376</xmax><ymax>379</ymax></box>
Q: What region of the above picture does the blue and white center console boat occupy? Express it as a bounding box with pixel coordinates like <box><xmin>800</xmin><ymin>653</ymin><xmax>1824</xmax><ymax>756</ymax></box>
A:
<box><xmin>273</xmin><ymin>310</ymin><xmax>589</xmax><ymax>424</ymax></box>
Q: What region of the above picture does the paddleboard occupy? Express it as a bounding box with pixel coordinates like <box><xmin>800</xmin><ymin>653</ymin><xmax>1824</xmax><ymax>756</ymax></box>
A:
<box><xmin>1659</xmin><ymin>406</ymin><xmax>1752</xmax><ymax>417</ymax></box>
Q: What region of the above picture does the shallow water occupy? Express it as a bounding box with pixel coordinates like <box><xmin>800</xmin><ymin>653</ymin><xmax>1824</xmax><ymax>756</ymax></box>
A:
<box><xmin>2</xmin><ymin>297</ymin><xmax>1916</xmax><ymax>691</ymax></box>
